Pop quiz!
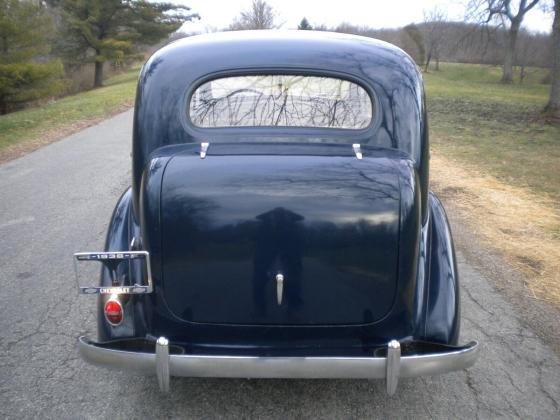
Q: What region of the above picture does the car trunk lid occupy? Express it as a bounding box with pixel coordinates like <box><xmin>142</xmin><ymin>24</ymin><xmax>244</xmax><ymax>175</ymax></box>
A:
<box><xmin>159</xmin><ymin>146</ymin><xmax>401</xmax><ymax>325</ymax></box>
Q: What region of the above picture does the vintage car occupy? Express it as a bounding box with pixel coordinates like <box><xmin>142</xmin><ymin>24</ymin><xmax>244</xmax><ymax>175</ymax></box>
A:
<box><xmin>74</xmin><ymin>30</ymin><xmax>479</xmax><ymax>395</ymax></box>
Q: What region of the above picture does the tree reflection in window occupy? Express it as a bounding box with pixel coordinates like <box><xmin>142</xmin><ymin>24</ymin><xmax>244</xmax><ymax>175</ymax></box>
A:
<box><xmin>189</xmin><ymin>75</ymin><xmax>373</xmax><ymax>129</ymax></box>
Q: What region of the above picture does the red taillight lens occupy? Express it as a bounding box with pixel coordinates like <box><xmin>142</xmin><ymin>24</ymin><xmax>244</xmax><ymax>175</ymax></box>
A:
<box><xmin>104</xmin><ymin>299</ymin><xmax>123</xmax><ymax>326</ymax></box>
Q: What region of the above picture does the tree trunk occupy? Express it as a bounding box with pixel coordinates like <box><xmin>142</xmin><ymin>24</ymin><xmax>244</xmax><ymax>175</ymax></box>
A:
<box><xmin>545</xmin><ymin>0</ymin><xmax>560</xmax><ymax>121</ymax></box>
<box><xmin>519</xmin><ymin>66</ymin><xmax>526</xmax><ymax>84</ymax></box>
<box><xmin>502</xmin><ymin>20</ymin><xmax>520</xmax><ymax>83</ymax></box>
<box><xmin>94</xmin><ymin>60</ymin><xmax>104</xmax><ymax>88</ymax></box>
<box><xmin>424</xmin><ymin>49</ymin><xmax>432</xmax><ymax>72</ymax></box>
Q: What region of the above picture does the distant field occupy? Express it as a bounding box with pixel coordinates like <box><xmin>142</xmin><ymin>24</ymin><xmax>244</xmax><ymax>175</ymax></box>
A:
<box><xmin>0</xmin><ymin>67</ymin><xmax>139</xmax><ymax>160</ymax></box>
<box><xmin>424</xmin><ymin>63</ymin><xmax>559</xmax><ymax>202</ymax></box>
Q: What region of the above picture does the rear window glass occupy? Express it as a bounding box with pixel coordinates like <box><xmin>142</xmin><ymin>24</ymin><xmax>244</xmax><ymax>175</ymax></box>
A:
<box><xmin>189</xmin><ymin>75</ymin><xmax>373</xmax><ymax>129</ymax></box>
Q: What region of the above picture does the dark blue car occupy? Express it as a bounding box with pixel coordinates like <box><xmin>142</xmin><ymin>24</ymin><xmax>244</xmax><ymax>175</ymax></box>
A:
<box><xmin>74</xmin><ymin>30</ymin><xmax>479</xmax><ymax>395</ymax></box>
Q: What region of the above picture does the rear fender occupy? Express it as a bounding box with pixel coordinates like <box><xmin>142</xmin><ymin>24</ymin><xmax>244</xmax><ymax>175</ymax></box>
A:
<box><xmin>97</xmin><ymin>188</ymin><xmax>147</xmax><ymax>341</ymax></box>
<box><xmin>422</xmin><ymin>193</ymin><xmax>460</xmax><ymax>345</ymax></box>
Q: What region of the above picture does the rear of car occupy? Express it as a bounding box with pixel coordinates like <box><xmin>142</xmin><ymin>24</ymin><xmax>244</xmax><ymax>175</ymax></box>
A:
<box><xmin>74</xmin><ymin>31</ymin><xmax>478</xmax><ymax>394</ymax></box>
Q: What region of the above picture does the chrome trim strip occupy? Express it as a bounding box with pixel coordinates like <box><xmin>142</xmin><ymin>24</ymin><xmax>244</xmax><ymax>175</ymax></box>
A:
<box><xmin>156</xmin><ymin>337</ymin><xmax>170</xmax><ymax>393</ymax></box>
<box><xmin>78</xmin><ymin>337</ymin><xmax>479</xmax><ymax>388</ymax></box>
<box><xmin>276</xmin><ymin>273</ymin><xmax>284</xmax><ymax>306</ymax></box>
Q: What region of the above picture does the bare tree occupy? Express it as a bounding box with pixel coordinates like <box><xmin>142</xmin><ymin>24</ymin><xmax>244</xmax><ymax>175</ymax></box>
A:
<box><xmin>515</xmin><ymin>28</ymin><xmax>543</xmax><ymax>82</ymax></box>
<box><xmin>422</xmin><ymin>7</ymin><xmax>448</xmax><ymax>71</ymax></box>
<box><xmin>468</xmin><ymin>0</ymin><xmax>543</xmax><ymax>83</ymax></box>
<box><xmin>229</xmin><ymin>0</ymin><xmax>276</xmax><ymax>30</ymax></box>
<box><xmin>545</xmin><ymin>0</ymin><xmax>560</xmax><ymax>121</ymax></box>
<box><xmin>329</xmin><ymin>20</ymin><xmax>549</xmax><ymax>69</ymax></box>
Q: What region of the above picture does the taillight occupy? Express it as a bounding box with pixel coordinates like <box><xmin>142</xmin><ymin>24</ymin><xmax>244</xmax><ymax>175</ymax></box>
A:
<box><xmin>104</xmin><ymin>298</ymin><xmax>123</xmax><ymax>326</ymax></box>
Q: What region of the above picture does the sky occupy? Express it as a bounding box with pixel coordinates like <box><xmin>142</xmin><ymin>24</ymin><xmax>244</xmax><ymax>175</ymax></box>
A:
<box><xmin>177</xmin><ymin>0</ymin><xmax>554</xmax><ymax>34</ymax></box>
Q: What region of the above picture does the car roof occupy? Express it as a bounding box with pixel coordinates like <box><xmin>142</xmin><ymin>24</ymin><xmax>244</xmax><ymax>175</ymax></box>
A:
<box><xmin>152</xmin><ymin>30</ymin><xmax>413</xmax><ymax>78</ymax></box>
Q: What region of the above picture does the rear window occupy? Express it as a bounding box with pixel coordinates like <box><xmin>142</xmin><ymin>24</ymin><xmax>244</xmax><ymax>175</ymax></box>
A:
<box><xmin>189</xmin><ymin>75</ymin><xmax>373</xmax><ymax>129</ymax></box>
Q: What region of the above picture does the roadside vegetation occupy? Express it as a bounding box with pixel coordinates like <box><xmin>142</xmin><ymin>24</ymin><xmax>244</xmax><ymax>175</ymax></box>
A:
<box><xmin>424</xmin><ymin>63</ymin><xmax>560</xmax><ymax>306</ymax></box>
<box><xmin>0</xmin><ymin>68</ymin><xmax>139</xmax><ymax>162</ymax></box>
<box><xmin>0</xmin><ymin>0</ymin><xmax>197</xmax><ymax>115</ymax></box>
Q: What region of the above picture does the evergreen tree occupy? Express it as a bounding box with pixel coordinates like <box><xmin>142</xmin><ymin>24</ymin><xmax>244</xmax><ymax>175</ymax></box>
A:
<box><xmin>298</xmin><ymin>17</ymin><xmax>312</xmax><ymax>30</ymax></box>
<box><xmin>49</xmin><ymin>0</ymin><xmax>198</xmax><ymax>87</ymax></box>
<box><xmin>0</xmin><ymin>0</ymin><xmax>64</xmax><ymax>114</ymax></box>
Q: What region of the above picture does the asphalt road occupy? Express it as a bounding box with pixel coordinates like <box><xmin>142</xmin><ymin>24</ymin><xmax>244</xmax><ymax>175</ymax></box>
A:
<box><xmin>0</xmin><ymin>110</ymin><xmax>559</xmax><ymax>419</ymax></box>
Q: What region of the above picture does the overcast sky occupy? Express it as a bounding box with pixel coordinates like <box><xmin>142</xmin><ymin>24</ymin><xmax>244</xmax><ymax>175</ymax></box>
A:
<box><xmin>177</xmin><ymin>0</ymin><xmax>553</xmax><ymax>34</ymax></box>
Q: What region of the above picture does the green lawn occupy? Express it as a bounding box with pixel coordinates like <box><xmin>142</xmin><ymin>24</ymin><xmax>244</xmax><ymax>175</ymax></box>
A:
<box><xmin>0</xmin><ymin>67</ymin><xmax>140</xmax><ymax>152</ymax></box>
<box><xmin>424</xmin><ymin>63</ymin><xmax>559</xmax><ymax>203</ymax></box>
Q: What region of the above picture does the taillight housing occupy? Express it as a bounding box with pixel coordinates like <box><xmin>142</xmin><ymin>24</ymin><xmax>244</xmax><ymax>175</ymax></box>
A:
<box><xmin>104</xmin><ymin>298</ymin><xmax>123</xmax><ymax>326</ymax></box>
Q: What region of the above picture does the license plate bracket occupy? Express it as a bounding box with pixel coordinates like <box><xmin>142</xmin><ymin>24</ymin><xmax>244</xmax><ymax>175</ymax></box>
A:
<box><xmin>73</xmin><ymin>251</ymin><xmax>153</xmax><ymax>295</ymax></box>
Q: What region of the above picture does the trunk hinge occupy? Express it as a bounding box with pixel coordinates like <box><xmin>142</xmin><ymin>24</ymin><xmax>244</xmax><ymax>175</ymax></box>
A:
<box><xmin>200</xmin><ymin>142</ymin><xmax>210</xmax><ymax>159</ymax></box>
<box><xmin>352</xmin><ymin>143</ymin><xmax>363</xmax><ymax>159</ymax></box>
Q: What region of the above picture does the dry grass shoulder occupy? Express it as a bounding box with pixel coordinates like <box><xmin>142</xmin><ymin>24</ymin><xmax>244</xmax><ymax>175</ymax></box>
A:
<box><xmin>425</xmin><ymin>63</ymin><xmax>560</xmax><ymax>306</ymax></box>
<box><xmin>431</xmin><ymin>146</ymin><xmax>560</xmax><ymax>305</ymax></box>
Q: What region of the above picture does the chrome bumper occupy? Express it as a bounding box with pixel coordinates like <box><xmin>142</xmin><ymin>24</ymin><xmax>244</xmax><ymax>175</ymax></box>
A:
<box><xmin>78</xmin><ymin>336</ymin><xmax>479</xmax><ymax>395</ymax></box>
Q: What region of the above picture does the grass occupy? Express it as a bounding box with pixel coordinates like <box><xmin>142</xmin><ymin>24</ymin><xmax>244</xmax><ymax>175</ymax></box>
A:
<box><xmin>0</xmin><ymin>67</ymin><xmax>140</xmax><ymax>156</ymax></box>
<box><xmin>424</xmin><ymin>63</ymin><xmax>560</xmax><ymax>202</ymax></box>
<box><xmin>424</xmin><ymin>63</ymin><xmax>560</xmax><ymax>306</ymax></box>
